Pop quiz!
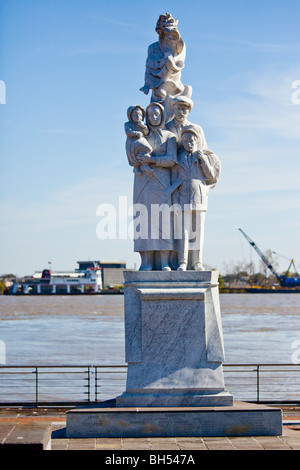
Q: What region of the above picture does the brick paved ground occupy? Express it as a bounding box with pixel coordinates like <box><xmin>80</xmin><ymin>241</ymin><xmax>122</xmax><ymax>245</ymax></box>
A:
<box><xmin>51</xmin><ymin>431</ymin><xmax>300</xmax><ymax>450</ymax></box>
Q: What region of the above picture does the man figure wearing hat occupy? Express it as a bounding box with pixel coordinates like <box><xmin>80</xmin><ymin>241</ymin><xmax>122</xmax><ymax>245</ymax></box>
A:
<box><xmin>172</xmin><ymin>126</ymin><xmax>219</xmax><ymax>271</ymax></box>
<box><xmin>166</xmin><ymin>93</ymin><xmax>208</xmax><ymax>151</ymax></box>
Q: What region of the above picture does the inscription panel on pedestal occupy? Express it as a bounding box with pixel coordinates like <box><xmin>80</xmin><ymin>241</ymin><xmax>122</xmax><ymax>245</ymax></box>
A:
<box><xmin>142</xmin><ymin>299</ymin><xmax>206</xmax><ymax>366</ymax></box>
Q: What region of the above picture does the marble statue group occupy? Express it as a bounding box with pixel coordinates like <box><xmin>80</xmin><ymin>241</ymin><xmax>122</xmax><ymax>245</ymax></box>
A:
<box><xmin>125</xmin><ymin>13</ymin><xmax>221</xmax><ymax>271</ymax></box>
<box><xmin>65</xmin><ymin>11</ymin><xmax>283</xmax><ymax>432</ymax></box>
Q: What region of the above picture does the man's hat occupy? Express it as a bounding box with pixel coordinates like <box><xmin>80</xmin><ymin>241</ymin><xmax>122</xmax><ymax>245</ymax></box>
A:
<box><xmin>172</xmin><ymin>95</ymin><xmax>193</xmax><ymax>110</ymax></box>
<box><xmin>172</xmin><ymin>86</ymin><xmax>193</xmax><ymax>110</ymax></box>
<box><xmin>181</xmin><ymin>125</ymin><xmax>200</xmax><ymax>140</ymax></box>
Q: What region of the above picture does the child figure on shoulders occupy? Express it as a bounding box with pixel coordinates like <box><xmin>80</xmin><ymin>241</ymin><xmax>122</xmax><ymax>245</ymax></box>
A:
<box><xmin>125</xmin><ymin>105</ymin><xmax>153</xmax><ymax>175</ymax></box>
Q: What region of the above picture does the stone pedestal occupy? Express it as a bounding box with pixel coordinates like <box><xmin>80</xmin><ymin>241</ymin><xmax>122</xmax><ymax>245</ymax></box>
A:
<box><xmin>116</xmin><ymin>270</ymin><xmax>233</xmax><ymax>407</ymax></box>
<box><xmin>66</xmin><ymin>270</ymin><xmax>283</xmax><ymax>438</ymax></box>
<box><xmin>66</xmin><ymin>401</ymin><xmax>282</xmax><ymax>438</ymax></box>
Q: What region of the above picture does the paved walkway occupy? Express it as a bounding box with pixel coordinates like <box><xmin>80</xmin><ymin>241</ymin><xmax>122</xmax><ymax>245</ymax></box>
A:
<box><xmin>51</xmin><ymin>434</ymin><xmax>300</xmax><ymax>451</ymax></box>
<box><xmin>1</xmin><ymin>406</ymin><xmax>300</xmax><ymax>450</ymax></box>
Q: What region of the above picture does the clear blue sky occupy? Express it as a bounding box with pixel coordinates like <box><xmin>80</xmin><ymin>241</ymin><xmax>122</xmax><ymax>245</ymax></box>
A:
<box><xmin>1</xmin><ymin>0</ymin><xmax>300</xmax><ymax>276</ymax></box>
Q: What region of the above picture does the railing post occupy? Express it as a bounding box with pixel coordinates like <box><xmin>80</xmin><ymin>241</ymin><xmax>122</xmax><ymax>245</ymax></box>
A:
<box><xmin>35</xmin><ymin>367</ymin><xmax>39</xmax><ymax>407</ymax></box>
<box><xmin>87</xmin><ymin>366</ymin><xmax>91</xmax><ymax>403</ymax></box>
<box><xmin>95</xmin><ymin>366</ymin><xmax>98</xmax><ymax>402</ymax></box>
<box><xmin>256</xmin><ymin>365</ymin><xmax>260</xmax><ymax>403</ymax></box>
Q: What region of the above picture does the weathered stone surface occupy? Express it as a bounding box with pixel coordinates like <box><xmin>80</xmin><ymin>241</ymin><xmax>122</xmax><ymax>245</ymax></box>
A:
<box><xmin>66</xmin><ymin>402</ymin><xmax>282</xmax><ymax>438</ymax></box>
<box><xmin>117</xmin><ymin>270</ymin><xmax>232</xmax><ymax>407</ymax></box>
<box><xmin>0</xmin><ymin>423</ymin><xmax>52</xmax><ymax>450</ymax></box>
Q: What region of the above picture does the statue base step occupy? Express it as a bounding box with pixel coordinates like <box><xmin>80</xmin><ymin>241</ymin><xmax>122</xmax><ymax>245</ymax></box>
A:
<box><xmin>66</xmin><ymin>400</ymin><xmax>282</xmax><ymax>438</ymax></box>
<box><xmin>116</xmin><ymin>389</ymin><xmax>233</xmax><ymax>407</ymax></box>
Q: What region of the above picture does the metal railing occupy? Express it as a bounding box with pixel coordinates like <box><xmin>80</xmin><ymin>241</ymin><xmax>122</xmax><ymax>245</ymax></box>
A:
<box><xmin>0</xmin><ymin>363</ymin><xmax>299</xmax><ymax>407</ymax></box>
<box><xmin>0</xmin><ymin>365</ymin><xmax>95</xmax><ymax>406</ymax></box>
<box><xmin>223</xmin><ymin>363</ymin><xmax>300</xmax><ymax>404</ymax></box>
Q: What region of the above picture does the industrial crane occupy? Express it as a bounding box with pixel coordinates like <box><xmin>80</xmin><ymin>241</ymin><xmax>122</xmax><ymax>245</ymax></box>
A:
<box><xmin>238</xmin><ymin>228</ymin><xmax>300</xmax><ymax>288</ymax></box>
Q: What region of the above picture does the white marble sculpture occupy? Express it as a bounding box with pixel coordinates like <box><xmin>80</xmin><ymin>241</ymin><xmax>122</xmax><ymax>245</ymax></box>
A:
<box><xmin>125</xmin><ymin>13</ymin><xmax>220</xmax><ymax>271</ymax></box>
<box><xmin>172</xmin><ymin>127</ymin><xmax>216</xmax><ymax>271</ymax></box>
<box><xmin>140</xmin><ymin>13</ymin><xmax>186</xmax><ymax>104</ymax></box>
<box><xmin>131</xmin><ymin>102</ymin><xmax>177</xmax><ymax>271</ymax></box>
<box><xmin>119</xmin><ymin>13</ymin><xmax>232</xmax><ymax>409</ymax></box>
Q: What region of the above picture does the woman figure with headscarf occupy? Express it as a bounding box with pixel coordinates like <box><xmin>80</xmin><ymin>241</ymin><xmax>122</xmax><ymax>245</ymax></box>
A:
<box><xmin>132</xmin><ymin>102</ymin><xmax>177</xmax><ymax>271</ymax></box>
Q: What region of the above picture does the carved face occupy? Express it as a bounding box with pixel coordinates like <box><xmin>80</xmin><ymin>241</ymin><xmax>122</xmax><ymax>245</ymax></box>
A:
<box><xmin>174</xmin><ymin>103</ymin><xmax>190</xmax><ymax>123</ymax></box>
<box><xmin>182</xmin><ymin>132</ymin><xmax>198</xmax><ymax>154</ymax></box>
<box><xmin>131</xmin><ymin>107</ymin><xmax>143</xmax><ymax>123</ymax></box>
<box><xmin>163</xmin><ymin>30</ymin><xmax>179</xmax><ymax>51</ymax></box>
<box><xmin>147</xmin><ymin>105</ymin><xmax>163</xmax><ymax>126</ymax></box>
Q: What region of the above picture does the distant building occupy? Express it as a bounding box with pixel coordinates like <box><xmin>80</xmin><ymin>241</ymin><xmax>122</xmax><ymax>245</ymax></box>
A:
<box><xmin>77</xmin><ymin>260</ymin><xmax>127</xmax><ymax>287</ymax></box>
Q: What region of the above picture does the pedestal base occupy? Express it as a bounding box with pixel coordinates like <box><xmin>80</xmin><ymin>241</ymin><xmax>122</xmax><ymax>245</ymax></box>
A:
<box><xmin>116</xmin><ymin>390</ymin><xmax>233</xmax><ymax>407</ymax></box>
<box><xmin>121</xmin><ymin>271</ymin><xmax>231</xmax><ymax>407</ymax></box>
<box><xmin>66</xmin><ymin>401</ymin><xmax>282</xmax><ymax>438</ymax></box>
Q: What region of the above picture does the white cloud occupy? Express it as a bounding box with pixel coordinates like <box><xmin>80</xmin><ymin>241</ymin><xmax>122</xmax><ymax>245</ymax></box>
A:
<box><xmin>203</xmin><ymin>64</ymin><xmax>300</xmax><ymax>140</ymax></box>
<box><xmin>0</xmin><ymin>174</ymin><xmax>132</xmax><ymax>235</ymax></box>
<box><xmin>192</xmin><ymin>64</ymin><xmax>300</xmax><ymax>206</ymax></box>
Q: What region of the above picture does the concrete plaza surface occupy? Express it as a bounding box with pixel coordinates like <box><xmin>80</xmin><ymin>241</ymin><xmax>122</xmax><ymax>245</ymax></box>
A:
<box><xmin>0</xmin><ymin>406</ymin><xmax>300</xmax><ymax>450</ymax></box>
